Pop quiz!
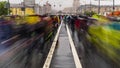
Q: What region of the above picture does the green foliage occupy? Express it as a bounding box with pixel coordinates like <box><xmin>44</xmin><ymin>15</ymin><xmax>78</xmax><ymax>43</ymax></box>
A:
<box><xmin>84</xmin><ymin>11</ymin><xmax>97</xmax><ymax>17</ymax></box>
<box><xmin>0</xmin><ymin>1</ymin><xmax>10</xmax><ymax>16</ymax></box>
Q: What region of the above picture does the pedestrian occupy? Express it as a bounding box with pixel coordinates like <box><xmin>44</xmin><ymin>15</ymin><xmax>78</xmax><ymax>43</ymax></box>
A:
<box><xmin>70</xmin><ymin>15</ymin><xmax>76</xmax><ymax>36</ymax></box>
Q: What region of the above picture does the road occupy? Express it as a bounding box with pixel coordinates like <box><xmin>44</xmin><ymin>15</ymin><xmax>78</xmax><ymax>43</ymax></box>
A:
<box><xmin>70</xmin><ymin>27</ymin><xmax>117</xmax><ymax>68</ymax></box>
<box><xmin>0</xmin><ymin>33</ymin><xmax>54</xmax><ymax>68</ymax></box>
<box><xmin>0</xmin><ymin>20</ymin><xmax>119</xmax><ymax>68</ymax></box>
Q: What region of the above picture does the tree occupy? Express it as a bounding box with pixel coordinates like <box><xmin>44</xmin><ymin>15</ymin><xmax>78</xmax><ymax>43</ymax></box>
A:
<box><xmin>0</xmin><ymin>1</ymin><xmax>10</xmax><ymax>16</ymax></box>
<box><xmin>84</xmin><ymin>11</ymin><xmax>97</xmax><ymax>17</ymax></box>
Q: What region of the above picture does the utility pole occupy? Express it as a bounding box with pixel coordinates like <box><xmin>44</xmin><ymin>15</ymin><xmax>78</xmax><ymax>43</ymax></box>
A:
<box><xmin>8</xmin><ymin>0</ymin><xmax>10</xmax><ymax>15</ymax></box>
<box><xmin>112</xmin><ymin>0</ymin><xmax>115</xmax><ymax>15</ymax></box>
<box><xmin>98</xmin><ymin>0</ymin><xmax>100</xmax><ymax>14</ymax></box>
<box><xmin>90</xmin><ymin>0</ymin><xmax>92</xmax><ymax>12</ymax></box>
<box><xmin>39</xmin><ymin>6</ymin><xmax>40</xmax><ymax>15</ymax></box>
<box><xmin>23</xmin><ymin>0</ymin><xmax>25</xmax><ymax>16</ymax></box>
<box><xmin>113</xmin><ymin>0</ymin><xmax>115</xmax><ymax>12</ymax></box>
<box><xmin>84</xmin><ymin>1</ymin><xmax>86</xmax><ymax>13</ymax></box>
<box><xmin>33</xmin><ymin>0</ymin><xmax>35</xmax><ymax>14</ymax></box>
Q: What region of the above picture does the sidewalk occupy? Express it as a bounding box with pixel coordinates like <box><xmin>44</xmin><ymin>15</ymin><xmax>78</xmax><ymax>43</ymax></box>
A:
<box><xmin>50</xmin><ymin>23</ymin><xmax>76</xmax><ymax>68</ymax></box>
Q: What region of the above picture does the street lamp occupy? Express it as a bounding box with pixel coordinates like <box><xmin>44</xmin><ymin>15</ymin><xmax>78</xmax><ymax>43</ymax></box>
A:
<box><xmin>113</xmin><ymin>0</ymin><xmax>115</xmax><ymax>12</ymax></box>
<box><xmin>23</xmin><ymin>0</ymin><xmax>25</xmax><ymax>16</ymax></box>
<box><xmin>90</xmin><ymin>0</ymin><xmax>92</xmax><ymax>12</ymax></box>
<box><xmin>8</xmin><ymin>0</ymin><xmax>10</xmax><ymax>15</ymax></box>
<box><xmin>98</xmin><ymin>0</ymin><xmax>100</xmax><ymax>14</ymax></box>
<box><xmin>83</xmin><ymin>1</ymin><xmax>86</xmax><ymax>13</ymax></box>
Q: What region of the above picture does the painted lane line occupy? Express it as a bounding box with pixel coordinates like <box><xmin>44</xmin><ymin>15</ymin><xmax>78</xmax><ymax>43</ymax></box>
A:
<box><xmin>1</xmin><ymin>35</ymin><xmax>20</xmax><ymax>44</ymax></box>
<box><xmin>43</xmin><ymin>21</ymin><xmax>63</xmax><ymax>68</ymax></box>
<box><xmin>66</xmin><ymin>25</ymin><xmax>82</xmax><ymax>68</ymax></box>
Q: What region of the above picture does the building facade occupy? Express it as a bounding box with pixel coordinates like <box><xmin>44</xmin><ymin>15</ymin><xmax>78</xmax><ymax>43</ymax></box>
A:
<box><xmin>41</xmin><ymin>2</ymin><xmax>52</xmax><ymax>15</ymax></box>
<box><xmin>73</xmin><ymin>0</ymin><xmax>80</xmax><ymax>13</ymax></box>
<box><xmin>10</xmin><ymin>1</ymin><xmax>52</xmax><ymax>15</ymax></box>
<box><xmin>78</xmin><ymin>4</ymin><xmax>120</xmax><ymax>15</ymax></box>
<box><xmin>63</xmin><ymin>0</ymin><xmax>80</xmax><ymax>14</ymax></box>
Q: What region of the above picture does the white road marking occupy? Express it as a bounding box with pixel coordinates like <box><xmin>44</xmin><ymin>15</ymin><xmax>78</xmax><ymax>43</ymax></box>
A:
<box><xmin>43</xmin><ymin>21</ymin><xmax>63</xmax><ymax>68</ymax></box>
<box><xmin>1</xmin><ymin>35</ymin><xmax>20</xmax><ymax>44</ymax></box>
<box><xmin>66</xmin><ymin>25</ymin><xmax>83</xmax><ymax>68</ymax></box>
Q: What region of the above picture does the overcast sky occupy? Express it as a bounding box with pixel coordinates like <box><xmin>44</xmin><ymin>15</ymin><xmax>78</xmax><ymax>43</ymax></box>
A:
<box><xmin>0</xmin><ymin>0</ymin><xmax>120</xmax><ymax>10</ymax></box>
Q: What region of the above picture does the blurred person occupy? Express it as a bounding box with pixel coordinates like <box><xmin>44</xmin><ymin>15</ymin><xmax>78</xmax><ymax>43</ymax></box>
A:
<box><xmin>69</xmin><ymin>15</ymin><xmax>76</xmax><ymax>37</ymax></box>
<box><xmin>0</xmin><ymin>17</ymin><xmax>13</xmax><ymax>41</ymax></box>
<box><xmin>51</xmin><ymin>15</ymin><xmax>58</xmax><ymax>35</ymax></box>
<box><xmin>63</xmin><ymin>15</ymin><xmax>68</xmax><ymax>26</ymax></box>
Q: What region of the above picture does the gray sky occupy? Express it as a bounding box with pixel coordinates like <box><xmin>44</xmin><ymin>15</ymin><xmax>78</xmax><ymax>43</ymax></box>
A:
<box><xmin>0</xmin><ymin>0</ymin><xmax>120</xmax><ymax>10</ymax></box>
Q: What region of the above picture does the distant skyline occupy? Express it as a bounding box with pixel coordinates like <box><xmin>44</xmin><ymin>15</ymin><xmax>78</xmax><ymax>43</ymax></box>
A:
<box><xmin>0</xmin><ymin>0</ymin><xmax>120</xmax><ymax>10</ymax></box>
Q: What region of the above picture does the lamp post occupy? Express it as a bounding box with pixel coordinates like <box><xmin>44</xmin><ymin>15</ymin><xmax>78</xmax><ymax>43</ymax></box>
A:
<box><xmin>83</xmin><ymin>1</ymin><xmax>86</xmax><ymax>13</ymax></box>
<box><xmin>112</xmin><ymin>0</ymin><xmax>115</xmax><ymax>16</ymax></box>
<box><xmin>8</xmin><ymin>0</ymin><xmax>10</xmax><ymax>15</ymax></box>
<box><xmin>90</xmin><ymin>0</ymin><xmax>92</xmax><ymax>12</ymax></box>
<box><xmin>23</xmin><ymin>0</ymin><xmax>25</xmax><ymax>16</ymax></box>
<box><xmin>98</xmin><ymin>0</ymin><xmax>100</xmax><ymax>14</ymax></box>
<box><xmin>113</xmin><ymin>0</ymin><xmax>115</xmax><ymax>12</ymax></box>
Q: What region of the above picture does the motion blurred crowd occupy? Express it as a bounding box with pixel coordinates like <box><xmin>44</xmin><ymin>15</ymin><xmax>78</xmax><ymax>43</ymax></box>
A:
<box><xmin>0</xmin><ymin>15</ymin><xmax>62</xmax><ymax>42</ymax></box>
<box><xmin>0</xmin><ymin>14</ymin><xmax>120</xmax><ymax>67</ymax></box>
<box><xmin>63</xmin><ymin>14</ymin><xmax>120</xmax><ymax>67</ymax></box>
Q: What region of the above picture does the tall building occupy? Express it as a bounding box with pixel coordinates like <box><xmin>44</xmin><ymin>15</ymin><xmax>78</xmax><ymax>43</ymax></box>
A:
<box><xmin>73</xmin><ymin>0</ymin><xmax>80</xmax><ymax>13</ymax></box>
<box><xmin>62</xmin><ymin>0</ymin><xmax>80</xmax><ymax>14</ymax></box>
<box><xmin>45</xmin><ymin>1</ymin><xmax>52</xmax><ymax>14</ymax></box>
<box><xmin>10</xmin><ymin>4</ymin><xmax>35</xmax><ymax>15</ymax></box>
<box><xmin>10</xmin><ymin>1</ymin><xmax>52</xmax><ymax>15</ymax></box>
<box><xmin>40</xmin><ymin>2</ymin><xmax>52</xmax><ymax>15</ymax></box>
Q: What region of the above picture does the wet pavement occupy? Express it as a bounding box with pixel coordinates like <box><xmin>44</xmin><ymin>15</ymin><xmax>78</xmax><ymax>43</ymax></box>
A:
<box><xmin>0</xmin><ymin>33</ymin><xmax>54</xmax><ymax>68</ymax></box>
<box><xmin>69</xmin><ymin>27</ymin><xmax>116</xmax><ymax>68</ymax></box>
<box><xmin>50</xmin><ymin>23</ymin><xmax>76</xmax><ymax>68</ymax></box>
<box><xmin>0</xmin><ymin>20</ymin><xmax>119</xmax><ymax>68</ymax></box>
